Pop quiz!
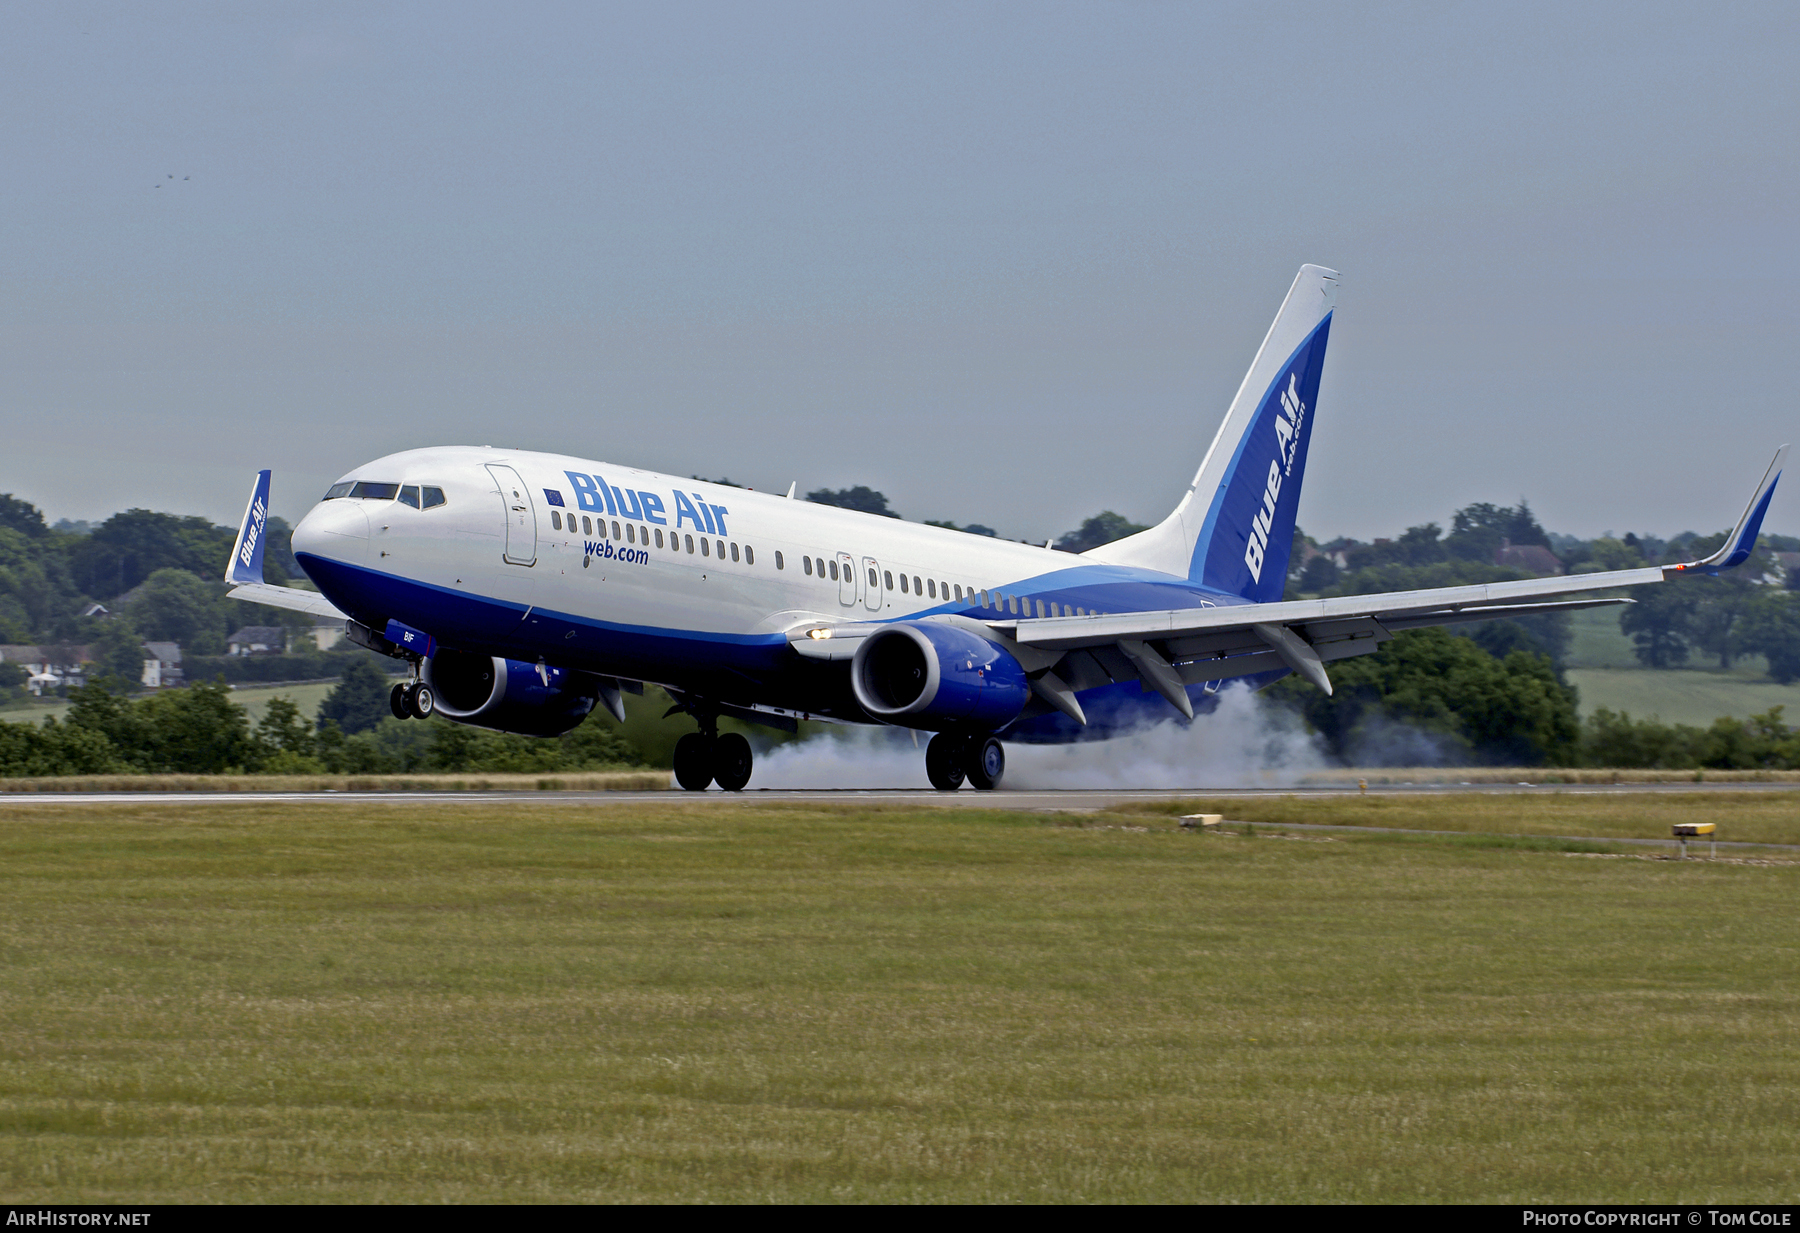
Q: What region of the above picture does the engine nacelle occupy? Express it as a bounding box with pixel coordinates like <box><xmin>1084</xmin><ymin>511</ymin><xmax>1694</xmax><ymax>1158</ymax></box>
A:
<box><xmin>850</xmin><ymin>621</ymin><xmax>1030</xmax><ymax>731</ymax></box>
<box><xmin>422</xmin><ymin>648</ymin><xmax>599</xmax><ymax>737</ymax></box>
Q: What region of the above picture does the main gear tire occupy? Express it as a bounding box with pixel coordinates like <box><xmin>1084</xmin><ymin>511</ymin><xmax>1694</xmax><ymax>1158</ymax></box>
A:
<box><xmin>925</xmin><ymin>734</ymin><xmax>965</xmax><ymax>791</ymax></box>
<box><xmin>713</xmin><ymin>732</ymin><xmax>753</xmax><ymax>791</ymax></box>
<box><xmin>390</xmin><ymin>683</ymin><xmax>411</xmax><ymax>720</ymax></box>
<box><xmin>964</xmin><ymin>736</ymin><xmax>1005</xmax><ymax>791</ymax></box>
<box><xmin>673</xmin><ymin>733</ymin><xmax>715</xmax><ymax>792</ymax></box>
<box><xmin>407</xmin><ymin>682</ymin><xmax>435</xmax><ymax>719</ymax></box>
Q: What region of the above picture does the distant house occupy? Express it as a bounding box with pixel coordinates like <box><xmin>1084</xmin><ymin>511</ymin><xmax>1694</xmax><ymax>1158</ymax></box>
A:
<box><xmin>1495</xmin><ymin>539</ymin><xmax>1563</xmax><ymax>577</ymax></box>
<box><xmin>227</xmin><ymin>625</ymin><xmax>286</xmax><ymax>656</ymax></box>
<box><xmin>308</xmin><ymin>622</ymin><xmax>344</xmax><ymax>652</ymax></box>
<box><xmin>141</xmin><ymin>642</ymin><xmax>183</xmax><ymax>689</ymax></box>
<box><xmin>0</xmin><ymin>645</ymin><xmax>93</xmax><ymax>695</ymax></box>
<box><xmin>1772</xmin><ymin>551</ymin><xmax>1800</xmax><ymax>585</ymax></box>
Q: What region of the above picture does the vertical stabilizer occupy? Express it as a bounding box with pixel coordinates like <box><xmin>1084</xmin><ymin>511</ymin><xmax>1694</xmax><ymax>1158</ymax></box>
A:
<box><xmin>1088</xmin><ymin>265</ymin><xmax>1336</xmax><ymax>602</ymax></box>
<box><xmin>227</xmin><ymin>469</ymin><xmax>273</xmax><ymax>585</ymax></box>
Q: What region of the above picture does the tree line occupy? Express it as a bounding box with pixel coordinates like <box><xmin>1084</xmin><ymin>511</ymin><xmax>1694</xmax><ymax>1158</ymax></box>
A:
<box><xmin>1294</xmin><ymin>501</ymin><xmax>1800</xmax><ymax>681</ymax></box>
<box><xmin>0</xmin><ymin>661</ymin><xmax>642</xmax><ymax>777</ymax></box>
<box><xmin>3</xmin><ymin>484</ymin><xmax>1798</xmax><ymax>773</ymax></box>
<box><xmin>5</xmin><ymin>648</ymin><xmax>1797</xmax><ymax>775</ymax></box>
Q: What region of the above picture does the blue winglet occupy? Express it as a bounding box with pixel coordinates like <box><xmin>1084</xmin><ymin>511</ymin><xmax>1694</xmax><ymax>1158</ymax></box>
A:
<box><xmin>1671</xmin><ymin>446</ymin><xmax>1788</xmax><ymax>576</ymax></box>
<box><xmin>226</xmin><ymin>469</ymin><xmax>273</xmax><ymax>585</ymax></box>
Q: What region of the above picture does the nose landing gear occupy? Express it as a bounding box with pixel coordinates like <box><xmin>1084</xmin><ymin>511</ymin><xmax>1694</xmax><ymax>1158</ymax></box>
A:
<box><xmin>390</xmin><ymin>680</ymin><xmax>435</xmax><ymax>720</ymax></box>
<box><xmin>925</xmin><ymin>733</ymin><xmax>1004</xmax><ymax>791</ymax></box>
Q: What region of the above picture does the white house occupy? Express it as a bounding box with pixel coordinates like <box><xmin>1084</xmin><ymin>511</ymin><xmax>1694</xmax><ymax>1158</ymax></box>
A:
<box><xmin>141</xmin><ymin>642</ymin><xmax>183</xmax><ymax>689</ymax></box>
<box><xmin>226</xmin><ymin>625</ymin><xmax>286</xmax><ymax>656</ymax></box>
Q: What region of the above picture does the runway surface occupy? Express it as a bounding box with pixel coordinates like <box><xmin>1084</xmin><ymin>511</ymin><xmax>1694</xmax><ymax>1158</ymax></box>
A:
<box><xmin>3</xmin><ymin>781</ymin><xmax>1800</xmax><ymax>810</ymax></box>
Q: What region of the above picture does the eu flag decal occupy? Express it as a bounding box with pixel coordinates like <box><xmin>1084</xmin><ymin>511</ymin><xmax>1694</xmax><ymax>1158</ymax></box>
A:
<box><xmin>543</xmin><ymin>489</ymin><xmax>566</xmax><ymax>507</ymax></box>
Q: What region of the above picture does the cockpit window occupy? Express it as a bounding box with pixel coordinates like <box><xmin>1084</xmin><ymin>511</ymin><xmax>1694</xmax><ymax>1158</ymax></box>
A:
<box><xmin>350</xmin><ymin>482</ymin><xmax>399</xmax><ymax>500</ymax></box>
<box><xmin>324</xmin><ymin>482</ymin><xmax>354</xmax><ymax>500</ymax></box>
<box><xmin>422</xmin><ymin>487</ymin><xmax>447</xmax><ymax>509</ymax></box>
<box><xmin>397</xmin><ymin>485</ymin><xmax>421</xmax><ymax>509</ymax></box>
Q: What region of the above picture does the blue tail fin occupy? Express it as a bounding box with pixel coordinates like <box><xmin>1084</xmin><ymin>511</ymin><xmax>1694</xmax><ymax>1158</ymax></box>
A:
<box><xmin>226</xmin><ymin>469</ymin><xmax>273</xmax><ymax>585</ymax></box>
<box><xmin>1087</xmin><ymin>265</ymin><xmax>1336</xmax><ymax>602</ymax></box>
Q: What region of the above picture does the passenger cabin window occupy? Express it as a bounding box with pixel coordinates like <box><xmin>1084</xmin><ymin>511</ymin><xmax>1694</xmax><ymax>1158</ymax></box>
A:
<box><xmin>883</xmin><ymin>570</ymin><xmax>893</xmax><ymax>590</ymax></box>
<box><xmin>913</xmin><ymin>575</ymin><xmax>922</xmax><ymax>595</ymax></box>
<box><xmin>745</xmin><ymin>546</ymin><xmax>754</xmax><ymax>565</ymax></box>
<box><xmin>398</xmin><ymin>485</ymin><xmax>421</xmax><ymax>509</ymax></box>
<box><xmin>551</xmin><ymin>511</ymin><xmax>562</xmax><ymax>530</ymax></box>
<box><xmin>816</xmin><ymin>557</ymin><xmax>826</xmax><ymax>576</ymax></box>
<box><xmin>422</xmin><ymin>487</ymin><xmax>446</xmax><ymax>509</ymax></box>
<box><xmin>701</xmin><ymin>538</ymin><xmax>709</xmax><ymax>557</ymax></box>
<box><xmin>730</xmin><ymin>543</ymin><xmax>740</xmax><ymax>562</ymax></box>
<box><xmin>654</xmin><ymin>529</ymin><xmax>664</xmax><ymax>548</ymax></box>
<box><xmin>582</xmin><ymin>516</ymin><xmax>592</xmax><ymax>534</ymax></box>
<box><xmin>899</xmin><ymin>574</ymin><xmax>908</xmax><ymax>594</ymax></box>
<box><xmin>685</xmin><ymin>534</ymin><xmax>695</xmax><ymax>554</ymax></box>
<box><xmin>829</xmin><ymin>560</ymin><xmax>838</xmax><ymax>581</ymax></box>
<box><xmin>803</xmin><ymin>556</ymin><xmax>812</xmax><ymax>575</ymax></box>
<box><xmin>775</xmin><ymin>551</ymin><xmax>783</xmax><ymax>569</ymax></box>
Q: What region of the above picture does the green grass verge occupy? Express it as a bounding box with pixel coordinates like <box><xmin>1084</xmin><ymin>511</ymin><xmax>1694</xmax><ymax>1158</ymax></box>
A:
<box><xmin>1109</xmin><ymin>790</ymin><xmax>1800</xmax><ymax>845</ymax></box>
<box><xmin>1</xmin><ymin>798</ymin><xmax>1797</xmax><ymax>1202</ymax></box>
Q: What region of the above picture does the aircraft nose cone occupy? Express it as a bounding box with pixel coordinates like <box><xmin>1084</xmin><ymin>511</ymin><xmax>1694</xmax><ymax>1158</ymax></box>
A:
<box><xmin>292</xmin><ymin>500</ymin><xmax>369</xmax><ymax>570</ymax></box>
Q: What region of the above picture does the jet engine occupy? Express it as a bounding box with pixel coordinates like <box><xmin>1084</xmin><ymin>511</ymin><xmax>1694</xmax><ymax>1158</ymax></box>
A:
<box><xmin>422</xmin><ymin>648</ymin><xmax>599</xmax><ymax>737</ymax></box>
<box><xmin>850</xmin><ymin>621</ymin><xmax>1030</xmax><ymax>731</ymax></box>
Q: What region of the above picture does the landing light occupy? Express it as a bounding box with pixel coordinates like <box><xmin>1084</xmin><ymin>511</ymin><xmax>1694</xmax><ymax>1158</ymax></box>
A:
<box><xmin>806</xmin><ymin>628</ymin><xmax>832</xmax><ymax>640</ymax></box>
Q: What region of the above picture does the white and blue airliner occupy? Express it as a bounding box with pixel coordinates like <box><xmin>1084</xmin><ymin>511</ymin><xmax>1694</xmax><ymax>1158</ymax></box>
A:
<box><xmin>226</xmin><ymin>266</ymin><xmax>1788</xmax><ymax>790</ymax></box>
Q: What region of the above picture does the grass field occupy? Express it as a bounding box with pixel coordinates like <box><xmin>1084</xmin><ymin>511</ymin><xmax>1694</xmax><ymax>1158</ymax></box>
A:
<box><xmin>1566</xmin><ymin>668</ymin><xmax>1800</xmax><ymax>726</ymax></box>
<box><xmin>1560</xmin><ymin>608</ymin><xmax>1799</xmax><ymax>724</ymax></box>
<box><xmin>2</xmin><ymin>794</ymin><xmax>1798</xmax><ymax>1203</ymax></box>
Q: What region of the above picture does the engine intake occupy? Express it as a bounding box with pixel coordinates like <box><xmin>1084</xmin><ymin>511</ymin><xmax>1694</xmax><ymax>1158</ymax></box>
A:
<box><xmin>850</xmin><ymin>622</ymin><xmax>1029</xmax><ymax>731</ymax></box>
<box><xmin>422</xmin><ymin>648</ymin><xmax>599</xmax><ymax>737</ymax></box>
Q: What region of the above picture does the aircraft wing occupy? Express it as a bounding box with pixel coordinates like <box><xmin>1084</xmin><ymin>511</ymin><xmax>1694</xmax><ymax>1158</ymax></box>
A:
<box><xmin>226</xmin><ymin>580</ymin><xmax>347</xmax><ymax>621</ymax></box>
<box><xmin>223</xmin><ymin>468</ymin><xmax>349</xmax><ymax>622</ymax></box>
<box><xmin>792</xmin><ymin>446</ymin><xmax>1787</xmax><ymax>721</ymax></box>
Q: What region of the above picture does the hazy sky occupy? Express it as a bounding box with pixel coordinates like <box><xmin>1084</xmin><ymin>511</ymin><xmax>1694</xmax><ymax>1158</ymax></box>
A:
<box><xmin>3</xmin><ymin>2</ymin><xmax>1796</xmax><ymax>543</ymax></box>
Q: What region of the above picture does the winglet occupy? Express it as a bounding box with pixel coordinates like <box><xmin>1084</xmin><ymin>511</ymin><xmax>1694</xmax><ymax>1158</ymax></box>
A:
<box><xmin>226</xmin><ymin>469</ymin><xmax>273</xmax><ymax>585</ymax></box>
<box><xmin>1669</xmin><ymin>445</ymin><xmax>1788</xmax><ymax>575</ymax></box>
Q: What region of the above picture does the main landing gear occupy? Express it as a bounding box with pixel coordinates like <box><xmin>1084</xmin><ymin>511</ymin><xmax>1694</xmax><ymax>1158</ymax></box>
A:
<box><xmin>925</xmin><ymin>733</ymin><xmax>1005</xmax><ymax>792</ymax></box>
<box><xmin>670</xmin><ymin>703</ymin><xmax>754</xmax><ymax>792</ymax></box>
<box><xmin>389</xmin><ymin>680</ymin><xmax>435</xmax><ymax>720</ymax></box>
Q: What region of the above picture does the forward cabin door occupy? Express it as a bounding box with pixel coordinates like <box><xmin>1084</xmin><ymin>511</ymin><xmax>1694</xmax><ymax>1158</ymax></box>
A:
<box><xmin>837</xmin><ymin>552</ymin><xmax>857</xmax><ymax>606</ymax></box>
<box><xmin>862</xmin><ymin>557</ymin><xmax>882</xmax><ymax>612</ymax></box>
<box><xmin>487</xmin><ymin>464</ymin><xmax>537</xmax><ymax>566</ymax></box>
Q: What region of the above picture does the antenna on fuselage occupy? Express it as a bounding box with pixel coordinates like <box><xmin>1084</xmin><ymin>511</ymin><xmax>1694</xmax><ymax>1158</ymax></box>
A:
<box><xmin>785</xmin><ymin>481</ymin><xmax>796</xmax><ymax>499</ymax></box>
